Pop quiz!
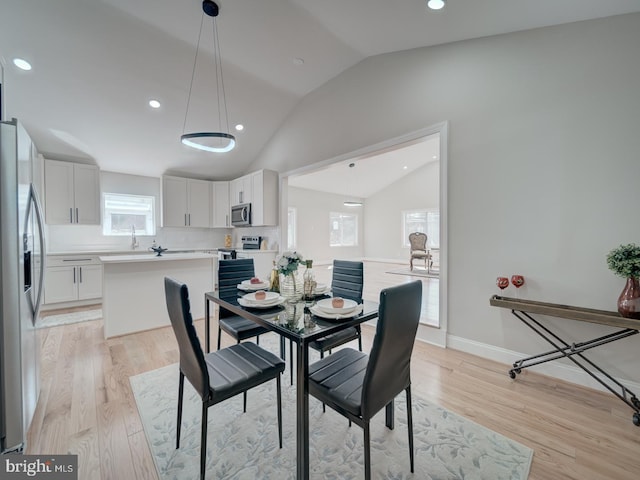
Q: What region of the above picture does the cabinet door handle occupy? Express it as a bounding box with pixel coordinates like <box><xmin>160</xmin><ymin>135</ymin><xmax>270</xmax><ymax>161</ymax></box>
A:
<box><xmin>185</xmin><ymin>213</ymin><xmax>187</xmax><ymax>226</ymax></box>
<box><xmin>226</xmin><ymin>214</ymin><xmax>229</xmax><ymax>226</ymax></box>
<box><xmin>188</xmin><ymin>213</ymin><xmax>191</xmax><ymax>226</ymax></box>
<box><xmin>69</xmin><ymin>208</ymin><xmax>73</xmax><ymax>223</ymax></box>
<box><xmin>76</xmin><ymin>207</ymin><xmax>79</xmax><ymax>223</ymax></box>
<box><xmin>73</xmin><ymin>267</ymin><xmax>76</xmax><ymax>284</ymax></box>
<box><xmin>79</xmin><ymin>266</ymin><xmax>83</xmax><ymax>283</ymax></box>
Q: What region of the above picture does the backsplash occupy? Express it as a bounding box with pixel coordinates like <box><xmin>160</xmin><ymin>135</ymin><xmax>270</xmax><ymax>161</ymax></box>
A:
<box><xmin>46</xmin><ymin>224</ymin><xmax>280</xmax><ymax>253</ymax></box>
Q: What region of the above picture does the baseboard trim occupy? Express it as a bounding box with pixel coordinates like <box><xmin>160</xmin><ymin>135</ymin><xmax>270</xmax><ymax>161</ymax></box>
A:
<box><xmin>447</xmin><ymin>334</ymin><xmax>640</xmax><ymax>396</ymax></box>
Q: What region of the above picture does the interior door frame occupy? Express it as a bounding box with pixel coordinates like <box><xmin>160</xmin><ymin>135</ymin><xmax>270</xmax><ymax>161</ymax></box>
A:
<box><xmin>279</xmin><ymin>121</ymin><xmax>449</xmax><ymax>347</ymax></box>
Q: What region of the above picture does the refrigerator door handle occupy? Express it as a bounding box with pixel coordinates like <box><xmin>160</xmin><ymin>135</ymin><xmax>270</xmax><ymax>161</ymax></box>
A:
<box><xmin>30</xmin><ymin>184</ymin><xmax>46</xmax><ymax>320</ymax></box>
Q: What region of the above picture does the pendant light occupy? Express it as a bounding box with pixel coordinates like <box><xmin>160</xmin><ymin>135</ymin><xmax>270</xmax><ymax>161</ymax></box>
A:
<box><xmin>181</xmin><ymin>0</ymin><xmax>236</xmax><ymax>153</ymax></box>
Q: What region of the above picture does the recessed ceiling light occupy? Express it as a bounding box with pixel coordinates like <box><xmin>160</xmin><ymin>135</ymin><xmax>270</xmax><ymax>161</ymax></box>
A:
<box><xmin>13</xmin><ymin>58</ymin><xmax>32</xmax><ymax>71</ymax></box>
<box><xmin>149</xmin><ymin>99</ymin><xmax>161</xmax><ymax>109</ymax></box>
<box><xmin>427</xmin><ymin>0</ymin><xmax>445</xmax><ymax>11</ymax></box>
<box><xmin>293</xmin><ymin>57</ymin><xmax>305</xmax><ymax>66</ymax></box>
<box><xmin>235</xmin><ymin>124</ymin><xmax>244</xmax><ymax>131</ymax></box>
<box><xmin>344</xmin><ymin>201</ymin><xmax>363</xmax><ymax>207</ymax></box>
<box><xmin>403</xmin><ymin>166</ymin><xmax>408</xmax><ymax>170</ymax></box>
<box><xmin>432</xmin><ymin>155</ymin><xmax>437</xmax><ymax>159</ymax></box>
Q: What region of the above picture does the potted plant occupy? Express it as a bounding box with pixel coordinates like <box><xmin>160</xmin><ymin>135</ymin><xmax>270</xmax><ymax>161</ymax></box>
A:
<box><xmin>606</xmin><ymin>243</ymin><xmax>640</xmax><ymax>318</ymax></box>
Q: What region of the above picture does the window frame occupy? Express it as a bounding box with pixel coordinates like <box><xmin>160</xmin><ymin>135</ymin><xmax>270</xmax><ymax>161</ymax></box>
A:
<box><xmin>402</xmin><ymin>208</ymin><xmax>439</xmax><ymax>249</ymax></box>
<box><xmin>287</xmin><ymin>206</ymin><xmax>297</xmax><ymax>250</ymax></box>
<box><xmin>102</xmin><ymin>192</ymin><xmax>156</xmax><ymax>237</ymax></box>
<box><xmin>329</xmin><ymin>211</ymin><xmax>359</xmax><ymax>247</ymax></box>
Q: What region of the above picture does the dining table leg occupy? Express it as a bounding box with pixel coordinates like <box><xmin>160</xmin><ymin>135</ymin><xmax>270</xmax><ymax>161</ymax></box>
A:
<box><xmin>295</xmin><ymin>340</ymin><xmax>310</xmax><ymax>480</ymax></box>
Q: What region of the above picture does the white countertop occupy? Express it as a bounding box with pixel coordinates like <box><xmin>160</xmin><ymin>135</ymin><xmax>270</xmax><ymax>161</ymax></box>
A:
<box><xmin>99</xmin><ymin>252</ymin><xmax>215</xmax><ymax>264</ymax></box>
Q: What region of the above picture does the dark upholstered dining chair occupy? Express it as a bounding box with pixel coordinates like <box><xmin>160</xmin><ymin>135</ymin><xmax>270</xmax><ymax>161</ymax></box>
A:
<box><xmin>164</xmin><ymin>277</ymin><xmax>285</xmax><ymax>480</ymax></box>
<box><xmin>308</xmin><ymin>280</ymin><xmax>422</xmax><ymax>480</ymax></box>
<box><xmin>287</xmin><ymin>260</ymin><xmax>365</xmax><ymax>385</ymax></box>
<box><xmin>217</xmin><ymin>258</ymin><xmax>270</xmax><ymax>351</ymax></box>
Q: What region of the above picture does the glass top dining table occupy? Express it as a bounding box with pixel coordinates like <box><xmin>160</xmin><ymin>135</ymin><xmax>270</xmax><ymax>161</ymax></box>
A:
<box><xmin>204</xmin><ymin>291</ymin><xmax>379</xmax><ymax>480</ymax></box>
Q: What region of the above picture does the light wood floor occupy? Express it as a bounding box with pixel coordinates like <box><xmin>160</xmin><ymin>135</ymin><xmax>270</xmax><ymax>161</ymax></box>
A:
<box><xmin>29</xmin><ymin>266</ymin><xmax>640</xmax><ymax>480</ymax></box>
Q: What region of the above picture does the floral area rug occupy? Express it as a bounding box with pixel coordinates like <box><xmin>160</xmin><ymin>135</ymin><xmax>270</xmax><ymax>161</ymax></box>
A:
<box><xmin>131</xmin><ymin>362</ymin><xmax>532</xmax><ymax>480</ymax></box>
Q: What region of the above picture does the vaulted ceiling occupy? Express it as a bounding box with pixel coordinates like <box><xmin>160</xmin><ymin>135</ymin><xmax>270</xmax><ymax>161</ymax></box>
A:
<box><xmin>1</xmin><ymin>0</ymin><xmax>638</xmax><ymax>180</ymax></box>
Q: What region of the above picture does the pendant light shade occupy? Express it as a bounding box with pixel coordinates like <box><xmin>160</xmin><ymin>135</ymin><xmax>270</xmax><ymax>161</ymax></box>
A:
<box><xmin>181</xmin><ymin>0</ymin><xmax>236</xmax><ymax>153</ymax></box>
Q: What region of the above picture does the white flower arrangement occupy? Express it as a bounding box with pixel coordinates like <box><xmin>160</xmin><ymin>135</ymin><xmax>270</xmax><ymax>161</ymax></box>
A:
<box><xmin>277</xmin><ymin>251</ymin><xmax>304</xmax><ymax>276</ymax></box>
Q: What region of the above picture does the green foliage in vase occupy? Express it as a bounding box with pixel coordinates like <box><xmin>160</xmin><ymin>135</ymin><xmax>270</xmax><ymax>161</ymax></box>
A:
<box><xmin>277</xmin><ymin>251</ymin><xmax>304</xmax><ymax>276</ymax></box>
<box><xmin>606</xmin><ymin>243</ymin><xmax>640</xmax><ymax>278</ymax></box>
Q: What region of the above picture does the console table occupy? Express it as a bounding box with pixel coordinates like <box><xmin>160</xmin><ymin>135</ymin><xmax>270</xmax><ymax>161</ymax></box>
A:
<box><xmin>490</xmin><ymin>295</ymin><xmax>640</xmax><ymax>426</ymax></box>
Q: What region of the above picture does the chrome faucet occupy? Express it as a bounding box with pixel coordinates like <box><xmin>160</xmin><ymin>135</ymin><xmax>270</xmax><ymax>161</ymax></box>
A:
<box><xmin>131</xmin><ymin>225</ymin><xmax>139</xmax><ymax>250</ymax></box>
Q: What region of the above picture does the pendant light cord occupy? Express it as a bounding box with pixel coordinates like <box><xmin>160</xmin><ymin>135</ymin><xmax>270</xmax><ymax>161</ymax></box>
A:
<box><xmin>182</xmin><ymin>12</ymin><xmax>205</xmax><ymax>135</ymax></box>
<box><xmin>212</xmin><ymin>18</ymin><xmax>231</xmax><ymax>137</ymax></box>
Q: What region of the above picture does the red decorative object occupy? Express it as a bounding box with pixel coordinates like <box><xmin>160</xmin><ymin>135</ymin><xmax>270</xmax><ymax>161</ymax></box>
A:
<box><xmin>511</xmin><ymin>275</ymin><xmax>525</xmax><ymax>288</ymax></box>
<box><xmin>496</xmin><ymin>277</ymin><xmax>509</xmax><ymax>290</ymax></box>
<box><xmin>618</xmin><ymin>277</ymin><xmax>640</xmax><ymax>319</ymax></box>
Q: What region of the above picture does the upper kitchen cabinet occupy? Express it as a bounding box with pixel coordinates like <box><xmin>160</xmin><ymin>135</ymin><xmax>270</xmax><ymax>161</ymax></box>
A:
<box><xmin>249</xmin><ymin>169</ymin><xmax>278</xmax><ymax>226</ymax></box>
<box><xmin>229</xmin><ymin>174</ymin><xmax>252</xmax><ymax>206</ymax></box>
<box><xmin>212</xmin><ymin>181</ymin><xmax>230</xmax><ymax>227</ymax></box>
<box><xmin>162</xmin><ymin>175</ymin><xmax>211</xmax><ymax>228</ymax></box>
<box><xmin>44</xmin><ymin>159</ymin><xmax>100</xmax><ymax>225</ymax></box>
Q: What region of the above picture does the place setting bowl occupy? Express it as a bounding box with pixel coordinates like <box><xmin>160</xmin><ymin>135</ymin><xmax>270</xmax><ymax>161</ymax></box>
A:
<box><xmin>237</xmin><ymin>277</ymin><xmax>270</xmax><ymax>291</ymax></box>
<box><xmin>238</xmin><ymin>290</ymin><xmax>285</xmax><ymax>309</ymax></box>
<box><xmin>310</xmin><ymin>297</ymin><xmax>362</xmax><ymax>320</ymax></box>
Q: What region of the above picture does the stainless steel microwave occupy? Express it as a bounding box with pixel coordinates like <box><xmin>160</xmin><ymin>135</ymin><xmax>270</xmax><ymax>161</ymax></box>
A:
<box><xmin>231</xmin><ymin>203</ymin><xmax>251</xmax><ymax>226</ymax></box>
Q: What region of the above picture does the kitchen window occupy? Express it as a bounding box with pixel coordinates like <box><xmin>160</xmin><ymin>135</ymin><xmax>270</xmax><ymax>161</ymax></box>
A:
<box><xmin>402</xmin><ymin>209</ymin><xmax>439</xmax><ymax>248</ymax></box>
<box><xmin>287</xmin><ymin>207</ymin><xmax>297</xmax><ymax>250</ymax></box>
<box><xmin>330</xmin><ymin>212</ymin><xmax>358</xmax><ymax>247</ymax></box>
<box><xmin>102</xmin><ymin>193</ymin><xmax>156</xmax><ymax>236</ymax></box>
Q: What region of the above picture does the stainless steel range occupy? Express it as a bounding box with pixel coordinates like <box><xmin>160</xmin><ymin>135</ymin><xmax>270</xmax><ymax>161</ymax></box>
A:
<box><xmin>241</xmin><ymin>236</ymin><xmax>262</xmax><ymax>250</ymax></box>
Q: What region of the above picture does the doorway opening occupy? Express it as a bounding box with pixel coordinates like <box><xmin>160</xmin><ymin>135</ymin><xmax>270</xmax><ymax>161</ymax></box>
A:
<box><xmin>279</xmin><ymin>122</ymin><xmax>448</xmax><ymax>347</ymax></box>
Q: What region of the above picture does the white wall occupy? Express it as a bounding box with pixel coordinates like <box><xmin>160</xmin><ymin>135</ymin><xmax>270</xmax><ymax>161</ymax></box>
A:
<box><xmin>249</xmin><ymin>14</ymin><xmax>640</xmax><ymax>385</ymax></box>
<box><xmin>288</xmin><ymin>186</ymin><xmax>364</xmax><ymax>265</ymax></box>
<box><xmin>47</xmin><ymin>171</ymin><xmax>228</xmax><ymax>252</ymax></box>
<box><xmin>364</xmin><ymin>161</ymin><xmax>439</xmax><ymax>262</ymax></box>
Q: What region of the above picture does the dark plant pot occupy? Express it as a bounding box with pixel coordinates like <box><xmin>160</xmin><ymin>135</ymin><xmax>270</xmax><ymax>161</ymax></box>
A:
<box><xmin>618</xmin><ymin>277</ymin><xmax>640</xmax><ymax>319</ymax></box>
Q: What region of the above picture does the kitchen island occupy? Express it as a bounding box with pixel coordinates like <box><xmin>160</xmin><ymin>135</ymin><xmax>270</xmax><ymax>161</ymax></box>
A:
<box><xmin>99</xmin><ymin>252</ymin><xmax>215</xmax><ymax>338</ymax></box>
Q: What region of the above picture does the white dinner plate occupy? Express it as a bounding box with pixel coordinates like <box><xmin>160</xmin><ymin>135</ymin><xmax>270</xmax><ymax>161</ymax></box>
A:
<box><xmin>316</xmin><ymin>298</ymin><xmax>358</xmax><ymax>314</ymax></box>
<box><xmin>310</xmin><ymin>304</ymin><xmax>363</xmax><ymax>320</ymax></box>
<box><xmin>242</xmin><ymin>291</ymin><xmax>279</xmax><ymax>303</ymax></box>
<box><xmin>238</xmin><ymin>297</ymin><xmax>285</xmax><ymax>309</ymax></box>
<box><xmin>237</xmin><ymin>282</ymin><xmax>270</xmax><ymax>291</ymax></box>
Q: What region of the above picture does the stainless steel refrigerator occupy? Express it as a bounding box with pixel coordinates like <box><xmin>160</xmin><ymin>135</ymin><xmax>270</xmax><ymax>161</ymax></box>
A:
<box><xmin>0</xmin><ymin>119</ymin><xmax>46</xmax><ymax>453</ymax></box>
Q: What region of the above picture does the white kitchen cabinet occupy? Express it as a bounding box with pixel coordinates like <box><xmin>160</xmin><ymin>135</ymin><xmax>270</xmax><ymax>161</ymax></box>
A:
<box><xmin>162</xmin><ymin>176</ymin><xmax>211</xmax><ymax>228</ymax></box>
<box><xmin>44</xmin><ymin>159</ymin><xmax>100</xmax><ymax>224</ymax></box>
<box><xmin>250</xmin><ymin>169</ymin><xmax>278</xmax><ymax>226</ymax></box>
<box><xmin>212</xmin><ymin>181</ymin><xmax>230</xmax><ymax>227</ymax></box>
<box><xmin>229</xmin><ymin>174</ymin><xmax>252</xmax><ymax>205</ymax></box>
<box><xmin>43</xmin><ymin>256</ymin><xmax>103</xmax><ymax>305</ymax></box>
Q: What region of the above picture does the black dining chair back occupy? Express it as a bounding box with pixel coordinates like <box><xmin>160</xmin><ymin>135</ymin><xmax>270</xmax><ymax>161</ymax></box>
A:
<box><xmin>165</xmin><ymin>276</ymin><xmax>210</xmax><ymax>399</ymax></box>
<box><xmin>331</xmin><ymin>259</ymin><xmax>364</xmax><ymax>303</ymax></box>
<box><xmin>164</xmin><ymin>277</ymin><xmax>285</xmax><ymax>480</ymax></box>
<box><xmin>361</xmin><ymin>279</ymin><xmax>422</xmax><ymax>419</ymax></box>
<box><xmin>308</xmin><ymin>280</ymin><xmax>422</xmax><ymax>479</ymax></box>
<box><xmin>218</xmin><ymin>258</ymin><xmax>255</xmax><ymax>317</ymax></box>
<box><xmin>216</xmin><ymin>258</ymin><xmax>270</xmax><ymax>350</ymax></box>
